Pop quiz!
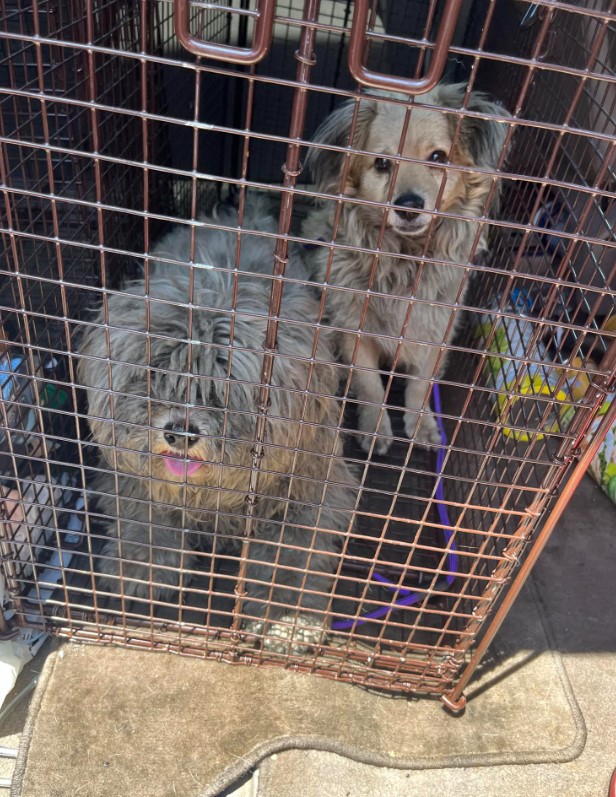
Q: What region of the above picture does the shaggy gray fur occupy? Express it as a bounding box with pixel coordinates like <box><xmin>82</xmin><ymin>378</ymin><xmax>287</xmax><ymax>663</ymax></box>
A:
<box><xmin>78</xmin><ymin>198</ymin><xmax>358</xmax><ymax>652</ymax></box>
<box><xmin>304</xmin><ymin>83</ymin><xmax>509</xmax><ymax>452</ymax></box>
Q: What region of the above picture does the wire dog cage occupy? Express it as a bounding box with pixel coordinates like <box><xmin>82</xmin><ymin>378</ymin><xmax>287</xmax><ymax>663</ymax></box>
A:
<box><xmin>0</xmin><ymin>0</ymin><xmax>614</xmax><ymax>709</ymax></box>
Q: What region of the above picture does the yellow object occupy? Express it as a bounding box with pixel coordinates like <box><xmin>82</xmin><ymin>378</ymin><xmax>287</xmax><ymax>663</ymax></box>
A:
<box><xmin>497</xmin><ymin>374</ymin><xmax>571</xmax><ymax>442</ymax></box>
<box><xmin>475</xmin><ymin>301</ymin><xmax>613</xmax><ymax>443</ymax></box>
<box><xmin>601</xmin><ymin>316</ymin><xmax>616</xmax><ymax>334</ymax></box>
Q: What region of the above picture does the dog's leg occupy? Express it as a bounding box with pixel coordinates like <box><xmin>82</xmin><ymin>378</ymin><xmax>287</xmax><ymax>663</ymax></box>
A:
<box><xmin>344</xmin><ymin>336</ymin><xmax>393</xmax><ymax>455</ymax></box>
<box><xmin>241</xmin><ymin>516</ymin><xmax>341</xmax><ymax>654</ymax></box>
<box><xmin>97</xmin><ymin>516</ymin><xmax>195</xmax><ymax>601</ymax></box>
<box><xmin>404</xmin><ymin>344</ymin><xmax>442</xmax><ymax>447</ymax></box>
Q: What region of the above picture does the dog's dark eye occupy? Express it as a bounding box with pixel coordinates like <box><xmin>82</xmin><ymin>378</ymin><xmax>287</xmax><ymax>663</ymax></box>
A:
<box><xmin>429</xmin><ymin>150</ymin><xmax>448</xmax><ymax>164</ymax></box>
<box><xmin>374</xmin><ymin>157</ymin><xmax>391</xmax><ymax>172</ymax></box>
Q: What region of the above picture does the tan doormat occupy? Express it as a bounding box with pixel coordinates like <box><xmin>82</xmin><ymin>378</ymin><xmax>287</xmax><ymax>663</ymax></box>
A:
<box><xmin>11</xmin><ymin>585</ymin><xmax>585</xmax><ymax>797</ymax></box>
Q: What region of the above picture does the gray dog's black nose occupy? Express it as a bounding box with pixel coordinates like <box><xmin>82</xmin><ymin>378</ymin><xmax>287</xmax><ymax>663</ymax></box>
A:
<box><xmin>394</xmin><ymin>193</ymin><xmax>425</xmax><ymax>215</ymax></box>
<box><xmin>163</xmin><ymin>422</ymin><xmax>200</xmax><ymax>449</ymax></box>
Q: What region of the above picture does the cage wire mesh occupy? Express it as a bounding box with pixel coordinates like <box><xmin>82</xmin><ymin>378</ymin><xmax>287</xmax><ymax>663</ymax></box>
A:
<box><xmin>0</xmin><ymin>0</ymin><xmax>614</xmax><ymax>703</ymax></box>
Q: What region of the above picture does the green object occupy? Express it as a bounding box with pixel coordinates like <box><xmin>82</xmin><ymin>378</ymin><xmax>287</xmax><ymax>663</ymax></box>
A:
<box><xmin>40</xmin><ymin>383</ymin><xmax>69</xmax><ymax>410</ymax></box>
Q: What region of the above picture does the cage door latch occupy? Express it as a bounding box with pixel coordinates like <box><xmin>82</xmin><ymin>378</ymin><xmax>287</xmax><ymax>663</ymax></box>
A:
<box><xmin>348</xmin><ymin>0</ymin><xmax>463</xmax><ymax>95</ymax></box>
<box><xmin>174</xmin><ymin>0</ymin><xmax>276</xmax><ymax>65</ymax></box>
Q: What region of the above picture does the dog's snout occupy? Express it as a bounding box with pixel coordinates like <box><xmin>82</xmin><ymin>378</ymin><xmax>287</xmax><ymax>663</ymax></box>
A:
<box><xmin>163</xmin><ymin>421</ymin><xmax>201</xmax><ymax>449</ymax></box>
<box><xmin>394</xmin><ymin>193</ymin><xmax>425</xmax><ymax>215</ymax></box>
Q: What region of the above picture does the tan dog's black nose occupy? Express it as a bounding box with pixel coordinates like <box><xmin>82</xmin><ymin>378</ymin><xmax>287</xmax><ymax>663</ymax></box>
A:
<box><xmin>394</xmin><ymin>193</ymin><xmax>425</xmax><ymax>215</ymax></box>
<box><xmin>163</xmin><ymin>422</ymin><xmax>200</xmax><ymax>449</ymax></box>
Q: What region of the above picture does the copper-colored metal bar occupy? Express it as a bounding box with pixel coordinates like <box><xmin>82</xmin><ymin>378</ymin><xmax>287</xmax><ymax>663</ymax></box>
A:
<box><xmin>4</xmin><ymin>23</ymin><xmax>615</xmax><ymax>88</ymax></box>
<box><xmin>0</xmin><ymin>519</ymin><xmax>24</xmax><ymax>629</ymax></box>
<box><xmin>2</xmin><ymin>77</ymin><xmax>612</xmax><ymax>150</ymax></box>
<box><xmin>173</xmin><ymin>0</ymin><xmax>275</xmax><ymax>64</ymax></box>
<box><xmin>444</xmin><ymin>340</ymin><xmax>616</xmax><ymax>711</ymax></box>
<box><xmin>348</xmin><ymin>0</ymin><xmax>463</xmax><ymax>94</ymax></box>
<box><xmin>231</xmin><ymin>0</ymin><xmax>321</xmax><ymax>630</ymax></box>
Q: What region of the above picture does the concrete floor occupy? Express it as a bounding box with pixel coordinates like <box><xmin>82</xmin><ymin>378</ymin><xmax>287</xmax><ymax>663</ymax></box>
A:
<box><xmin>0</xmin><ymin>474</ymin><xmax>614</xmax><ymax>796</ymax></box>
<box><xmin>249</xmin><ymin>475</ymin><xmax>616</xmax><ymax>797</ymax></box>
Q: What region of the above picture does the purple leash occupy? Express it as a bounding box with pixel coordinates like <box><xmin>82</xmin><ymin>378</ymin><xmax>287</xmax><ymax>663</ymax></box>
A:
<box><xmin>332</xmin><ymin>383</ymin><xmax>458</xmax><ymax>630</ymax></box>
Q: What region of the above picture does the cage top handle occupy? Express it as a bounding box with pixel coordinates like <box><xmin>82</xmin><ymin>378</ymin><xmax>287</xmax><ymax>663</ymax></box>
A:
<box><xmin>348</xmin><ymin>0</ymin><xmax>463</xmax><ymax>95</ymax></box>
<box><xmin>174</xmin><ymin>0</ymin><xmax>276</xmax><ymax>65</ymax></box>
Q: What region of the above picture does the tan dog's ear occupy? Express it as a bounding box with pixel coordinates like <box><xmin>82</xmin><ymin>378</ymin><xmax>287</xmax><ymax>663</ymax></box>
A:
<box><xmin>436</xmin><ymin>83</ymin><xmax>510</xmax><ymax>169</ymax></box>
<box><xmin>305</xmin><ymin>98</ymin><xmax>377</xmax><ymax>194</ymax></box>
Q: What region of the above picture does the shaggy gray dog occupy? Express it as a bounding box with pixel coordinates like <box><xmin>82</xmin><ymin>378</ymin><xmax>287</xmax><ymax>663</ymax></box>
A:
<box><xmin>78</xmin><ymin>199</ymin><xmax>357</xmax><ymax>652</ymax></box>
<box><xmin>304</xmin><ymin>83</ymin><xmax>509</xmax><ymax>453</ymax></box>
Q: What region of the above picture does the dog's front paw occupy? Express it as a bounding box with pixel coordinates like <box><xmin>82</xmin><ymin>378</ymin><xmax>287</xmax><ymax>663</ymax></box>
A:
<box><xmin>357</xmin><ymin>406</ymin><xmax>392</xmax><ymax>455</ymax></box>
<box><xmin>404</xmin><ymin>410</ymin><xmax>442</xmax><ymax>448</ymax></box>
<box><xmin>244</xmin><ymin>614</ymin><xmax>326</xmax><ymax>654</ymax></box>
<box><xmin>97</xmin><ymin>537</ymin><xmax>186</xmax><ymax>601</ymax></box>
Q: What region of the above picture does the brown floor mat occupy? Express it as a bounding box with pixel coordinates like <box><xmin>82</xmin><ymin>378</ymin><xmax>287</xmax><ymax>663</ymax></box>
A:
<box><xmin>11</xmin><ymin>580</ymin><xmax>584</xmax><ymax>797</ymax></box>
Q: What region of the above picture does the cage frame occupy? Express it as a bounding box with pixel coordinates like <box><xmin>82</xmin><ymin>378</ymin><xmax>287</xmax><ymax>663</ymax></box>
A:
<box><xmin>0</xmin><ymin>0</ymin><xmax>615</xmax><ymax>711</ymax></box>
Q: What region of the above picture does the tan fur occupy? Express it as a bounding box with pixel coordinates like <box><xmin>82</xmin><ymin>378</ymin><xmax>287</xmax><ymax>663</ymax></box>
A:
<box><xmin>304</xmin><ymin>84</ymin><xmax>509</xmax><ymax>452</ymax></box>
<box><xmin>345</xmin><ymin>101</ymin><xmax>474</xmax><ymax>232</ymax></box>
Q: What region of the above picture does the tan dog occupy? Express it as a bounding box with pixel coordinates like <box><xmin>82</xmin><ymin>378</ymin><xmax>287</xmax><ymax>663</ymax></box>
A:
<box><xmin>304</xmin><ymin>83</ymin><xmax>509</xmax><ymax>453</ymax></box>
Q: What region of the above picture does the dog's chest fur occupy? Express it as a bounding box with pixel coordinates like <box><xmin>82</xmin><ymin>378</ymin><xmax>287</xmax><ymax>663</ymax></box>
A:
<box><xmin>308</xmin><ymin>211</ymin><xmax>471</xmax><ymax>371</ymax></box>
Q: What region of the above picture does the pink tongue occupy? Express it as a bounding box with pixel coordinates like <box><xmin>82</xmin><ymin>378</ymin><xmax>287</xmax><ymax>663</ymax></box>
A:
<box><xmin>163</xmin><ymin>457</ymin><xmax>203</xmax><ymax>477</ymax></box>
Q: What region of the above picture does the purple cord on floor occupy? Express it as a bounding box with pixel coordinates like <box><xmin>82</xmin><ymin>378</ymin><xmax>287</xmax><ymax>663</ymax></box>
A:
<box><xmin>332</xmin><ymin>383</ymin><xmax>458</xmax><ymax>630</ymax></box>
